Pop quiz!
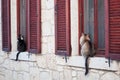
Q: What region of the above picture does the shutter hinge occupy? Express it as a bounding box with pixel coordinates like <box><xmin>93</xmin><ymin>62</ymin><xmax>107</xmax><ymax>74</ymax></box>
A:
<box><xmin>64</xmin><ymin>53</ymin><xmax>67</xmax><ymax>63</ymax></box>
<box><xmin>108</xmin><ymin>57</ymin><xmax>111</xmax><ymax>67</ymax></box>
<box><xmin>28</xmin><ymin>53</ymin><xmax>32</xmax><ymax>58</ymax></box>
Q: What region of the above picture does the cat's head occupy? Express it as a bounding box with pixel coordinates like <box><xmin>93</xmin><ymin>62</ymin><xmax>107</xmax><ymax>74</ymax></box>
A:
<box><xmin>18</xmin><ymin>34</ymin><xmax>24</xmax><ymax>41</ymax></box>
<box><xmin>80</xmin><ymin>33</ymin><xmax>90</xmax><ymax>46</ymax></box>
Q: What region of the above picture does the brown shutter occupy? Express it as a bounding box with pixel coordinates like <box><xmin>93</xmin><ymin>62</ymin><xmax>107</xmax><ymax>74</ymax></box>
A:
<box><xmin>105</xmin><ymin>0</ymin><xmax>120</xmax><ymax>60</ymax></box>
<box><xmin>2</xmin><ymin>0</ymin><xmax>11</xmax><ymax>52</ymax></box>
<box><xmin>26</xmin><ymin>0</ymin><xmax>41</xmax><ymax>53</ymax></box>
<box><xmin>55</xmin><ymin>0</ymin><xmax>71</xmax><ymax>56</ymax></box>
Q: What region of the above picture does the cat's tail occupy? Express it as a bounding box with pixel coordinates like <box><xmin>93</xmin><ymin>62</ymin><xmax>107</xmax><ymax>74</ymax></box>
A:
<box><xmin>85</xmin><ymin>56</ymin><xmax>89</xmax><ymax>75</ymax></box>
<box><xmin>15</xmin><ymin>51</ymin><xmax>21</xmax><ymax>61</ymax></box>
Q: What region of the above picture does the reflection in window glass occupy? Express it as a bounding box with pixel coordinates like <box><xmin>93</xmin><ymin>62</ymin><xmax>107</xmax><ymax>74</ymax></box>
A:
<box><xmin>98</xmin><ymin>0</ymin><xmax>105</xmax><ymax>49</ymax></box>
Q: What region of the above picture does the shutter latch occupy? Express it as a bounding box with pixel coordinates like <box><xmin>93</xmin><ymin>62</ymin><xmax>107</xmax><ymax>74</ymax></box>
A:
<box><xmin>64</xmin><ymin>53</ymin><xmax>68</xmax><ymax>63</ymax></box>
<box><xmin>108</xmin><ymin>57</ymin><xmax>111</xmax><ymax>67</ymax></box>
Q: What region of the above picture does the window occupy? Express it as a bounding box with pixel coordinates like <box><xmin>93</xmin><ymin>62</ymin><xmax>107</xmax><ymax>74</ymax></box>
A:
<box><xmin>79</xmin><ymin>0</ymin><xmax>120</xmax><ymax>60</ymax></box>
<box><xmin>85</xmin><ymin>0</ymin><xmax>105</xmax><ymax>53</ymax></box>
<box><xmin>18</xmin><ymin>0</ymin><xmax>27</xmax><ymax>41</ymax></box>
<box><xmin>55</xmin><ymin>0</ymin><xmax>71</xmax><ymax>56</ymax></box>
<box><xmin>17</xmin><ymin>0</ymin><xmax>41</xmax><ymax>53</ymax></box>
<box><xmin>2</xmin><ymin>0</ymin><xmax>11</xmax><ymax>51</ymax></box>
<box><xmin>79</xmin><ymin>0</ymin><xmax>105</xmax><ymax>55</ymax></box>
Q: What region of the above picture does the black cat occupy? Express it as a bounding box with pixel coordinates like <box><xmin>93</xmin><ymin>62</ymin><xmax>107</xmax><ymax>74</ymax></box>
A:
<box><xmin>16</xmin><ymin>34</ymin><xmax>26</xmax><ymax>61</ymax></box>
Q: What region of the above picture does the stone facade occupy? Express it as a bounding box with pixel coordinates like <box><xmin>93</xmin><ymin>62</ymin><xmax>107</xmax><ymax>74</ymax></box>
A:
<box><xmin>0</xmin><ymin>0</ymin><xmax>120</xmax><ymax>80</ymax></box>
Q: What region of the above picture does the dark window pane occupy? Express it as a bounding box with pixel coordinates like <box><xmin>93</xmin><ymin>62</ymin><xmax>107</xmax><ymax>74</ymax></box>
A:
<box><xmin>84</xmin><ymin>0</ymin><xmax>94</xmax><ymax>42</ymax></box>
<box><xmin>20</xmin><ymin>0</ymin><xmax>26</xmax><ymax>41</ymax></box>
<box><xmin>84</xmin><ymin>0</ymin><xmax>105</xmax><ymax>49</ymax></box>
<box><xmin>98</xmin><ymin>0</ymin><xmax>105</xmax><ymax>49</ymax></box>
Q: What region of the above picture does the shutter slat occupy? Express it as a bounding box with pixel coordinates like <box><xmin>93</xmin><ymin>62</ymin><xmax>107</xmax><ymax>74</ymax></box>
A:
<box><xmin>2</xmin><ymin>0</ymin><xmax>11</xmax><ymax>51</ymax></box>
<box><xmin>55</xmin><ymin>0</ymin><xmax>71</xmax><ymax>56</ymax></box>
<box><xmin>27</xmin><ymin>0</ymin><xmax>41</xmax><ymax>53</ymax></box>
<box><xmin>108</xmin><ymin>0</ymin><xmax>120</xmax><ymax>60</ymax></box>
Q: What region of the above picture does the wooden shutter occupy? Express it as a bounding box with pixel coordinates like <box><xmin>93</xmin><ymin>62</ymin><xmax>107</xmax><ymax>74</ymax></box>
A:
<box><xmin>2</xmin><ymin>0</ymin><xmax>11</xmax><ymax>52</ymax></box>
<box><xmin>55</xmin><ymin>0</ymin><xmax>71</xmax><ymax>56</ymax></box>
<box><xmin>105</xmin><ymin>0</ymin><xmax>120</xmax><ymax>60</ymax></box>
<box><xmin>26</xmin><ymin>0</ymin><xmax>41</xmax><ymax>53</ymax></box>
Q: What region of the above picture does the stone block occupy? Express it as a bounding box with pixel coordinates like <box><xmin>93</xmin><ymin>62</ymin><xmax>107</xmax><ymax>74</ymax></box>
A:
<box><xmin>19</xmin><ymin>62</ymin><xmax>30</xmax><ymax>72</ymax></box>
<box><xmin>40</xmin><ymin>71</ymin><xmax>50</xmax><ymax>80</ymax></box>
<box><xmin>59</xmin><ymin>72</ymin><xmax>64</xmax><ymax>80</ymax></box>
<box><xmin>1</xmin><ymin>59</ymin><xmax>11</xmax><ymax>70</ymax></box>
<box><xmin>46</xmin><ymin>54</ymin><xmax>57</xmax><ymax>70</ymax></box>
<box><xmin>57</xmin><ymin>66</ymin><xmax>64</xmax><ymax>72</ymax></box>
<box><xmin>41</xmin><ymin>9</ymin><xmax>54</xmax><ymax>24</ymax></box>
<box><xmin>56</xmin><ymin>56</ymin><xmax>66</xmax><ymax>66</ymax></box>
<box><xmin>41</xmin><ymin>0</ymin><xmax>54</xmax><ymax>10</ymax></box>
<box><xmin>73</xmin><ymin>77</ymin><xmax>77</xmax><ymax>80</ymax></box>
<box><xmin>0</xmin><ymin>68</ymin><xmax>5</xmax><ymax>80</ymax></box>
<box><xmin>41</xmin><ymin>0</ymin><xmax>46</xmax><ymax>9</ymax></box>
<box><xmin>42</xmin><ymin>43</ymin><xmax>48</xmax><ymax>54</ymax></box>
<box><xmin>64</xmin><ymin>69</ymin><xmax>72</xmax><ymax>80</ymax></box>
<box><xmin>4</xmin><ymin>70</ymin><xmax>13</xmax><ymax>80</ymax></box>
<box><xmin>0</xmin><ymin>56</ymin><xmax>6</xmax><ymax>65</ymax></box>
<box><xmin>101</xmin><ymin>72</ymin><xmax>120</xmax><ymax>80</ymax></box>
<box><xmin>47</xmin><ymin>36</ymin><xmax>55</xmax><ymax>53</ymax></box>
<box><xmin>0</xmin><ymin>75</ymin><xmax>4</xmax><ymax>80</ymax></box>
<box><xmin>77</xmin><ymin>71</ymin><xmax>100</xmax><ymax>80</ymax></box>
<box><xmin>52</xmin><ymin>71</ymin><xmax>60</xmax><ymax>80</ymax></box>
<box><xmin>0</xmin><ymin>51</ymin><xmax>8</xmax><ymax>56</ymax></box>
<box><xmin>42</xmin><ymin>37</ymin><xmax>48</xmax><ymax>43</ymax></box>
<box><xmin>18</xmin><ymin>73</ymin><xmax>24</xmax><ymax>80</ymax></box>
<box><xmin>22</xmin><ymin>72</ymin><xmax>30</xmax><ymax>80</ymax></box>
<box><xmin>37</xmin><ymin>55</ymin><xmax>47</xmax><ymax>68</ymax></box>
<box><xmin>10</xmin><ymin>61</ymin><xmax>30</xmax><ymax>72</ymax></box>
<box><xmin>98</xmin><ymin>71</ymin><xmax>105</xmax><ymax>75</ymax></box>
<box><xmin>42</xmin><ymin>22</ymin><xmax>54</xmax><ymax>36</ymax></box>
<box><xmin>30</xmin><ymin>67</ymin><xmax>40</xmax><ymax>80</ymax></box>
<box><xmin>12</xmin><ymin>71</ymin><xmax>18</xmax><ymax>80</ymax></box>
<box><xmin>46</xmin><ymin>0</ymin><xmax>54</xmax><ymax>9</ymax></box>
<box><xmin>72</xmin><ymin>71</ymin><xmax>77</xmax><ymax>77</ymax></box>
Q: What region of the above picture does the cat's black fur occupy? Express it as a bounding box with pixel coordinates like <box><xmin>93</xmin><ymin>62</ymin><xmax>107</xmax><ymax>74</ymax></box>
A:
<box><xmin>16</xmin><ymin>34</ymin><xmax>26</xmax><ymax>61</ymax></box>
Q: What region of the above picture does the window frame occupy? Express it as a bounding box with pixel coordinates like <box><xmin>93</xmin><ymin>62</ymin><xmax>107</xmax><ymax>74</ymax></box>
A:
<box><xmin>17</xmin><ymin>0</ymin><xmax>41</xmax><ymax>53</ymax></box>
<box><xmin>78</xmin><ymin>0</ymin><xmax>105</xmax><ymax>56</ymax></box>
<box><xmin>17</xmin><ymin>0</ymin><xmax>28</xmax><ymax>50</ymax></box>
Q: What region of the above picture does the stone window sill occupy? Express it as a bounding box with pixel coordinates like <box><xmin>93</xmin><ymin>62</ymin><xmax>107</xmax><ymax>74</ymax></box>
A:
<box><xmin>9</xmin><ymin>52</ymin><xmax>36</xmax><ymax>61</ymax></box>
<box><xmin>56</xmin><ymin>56</ymin><xmax>119</xmax><ymax>71</ymax></box>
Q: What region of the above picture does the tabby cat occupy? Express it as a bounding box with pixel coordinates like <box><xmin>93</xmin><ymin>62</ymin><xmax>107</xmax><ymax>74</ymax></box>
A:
<box><xmin>80</xmin><ymin>33</ymin><xmax>95</xmax><ymax>75</ymax></box>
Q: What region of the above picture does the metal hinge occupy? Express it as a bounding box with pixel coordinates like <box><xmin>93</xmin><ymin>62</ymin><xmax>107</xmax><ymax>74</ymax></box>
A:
<box><xmin>64</xmin><ymin>53</ymin><xmax>67</xmax><ymax>63</ymax></box>
<box><xmin>108</xmin><ymin>57</ymin><xmax>111</xmax><ymax>67</ymax></box>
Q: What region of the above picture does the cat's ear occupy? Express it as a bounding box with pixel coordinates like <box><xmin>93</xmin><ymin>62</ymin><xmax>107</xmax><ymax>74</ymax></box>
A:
<box><xmin>86</xmin><ymin>34</ymin><xmax>90</xmax><ymax>41</ymax></box>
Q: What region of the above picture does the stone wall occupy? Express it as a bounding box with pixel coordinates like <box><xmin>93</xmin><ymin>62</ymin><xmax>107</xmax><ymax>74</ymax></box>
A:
<box><xmin>0</xmin><ymin>0</ymin><xmax>120</xmax><ymax>80</ymax></box>
<box><xmin>0</xmin><ymin>0</ymin><xmax>2</xmax><ymax>51</ymax></box>
<box><xmin>0</xmin><ymin>52</ymin><xmax>120</xmax><ymax>80</ymax></box>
